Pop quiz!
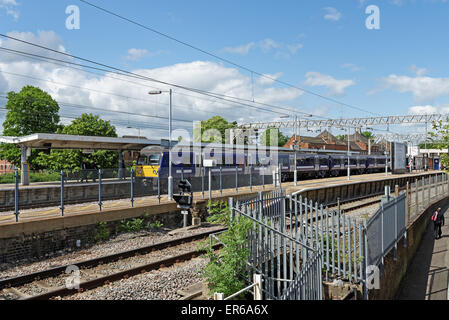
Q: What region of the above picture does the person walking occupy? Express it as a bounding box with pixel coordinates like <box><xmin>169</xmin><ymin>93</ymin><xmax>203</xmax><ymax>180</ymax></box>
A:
<box><xmin>92</xmin><ymin>160</ymin><xmax>99</xmax><ymax>182</ymax></box>
<box><xmin>81</xmin><ymin>159</ymin><xmax>89</xmax><ymax>183</ymax></box>
<box><xmin>431</xmin><ymin>208</ymin><xmax>445</xmax><ymax>239</ymax></box>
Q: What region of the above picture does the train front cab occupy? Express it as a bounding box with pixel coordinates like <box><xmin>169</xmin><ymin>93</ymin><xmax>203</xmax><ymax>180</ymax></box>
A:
<box><xmin>136</xmin><ymin>152</ymin><xmax>161</xmax><ymax>179</ymax></box>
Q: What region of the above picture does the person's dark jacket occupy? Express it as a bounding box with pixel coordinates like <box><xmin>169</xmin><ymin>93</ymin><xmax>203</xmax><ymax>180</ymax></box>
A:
<box><xmin>434</xmin><ymin>210</ymin><xmax>445</xmax><ymax>225</ymax></box>
<box><xmin>81</xmin><ymin>161</ymin><xmax>89</xmax><ymax>170</ymax></box>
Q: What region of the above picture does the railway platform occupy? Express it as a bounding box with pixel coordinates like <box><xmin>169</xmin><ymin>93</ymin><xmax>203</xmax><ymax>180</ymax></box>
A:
<box><xmin>0</xmin><ymin>171</ymin><xmax>443</xmax><ymax>228</ymax></box>
<box><xmin>0</xmin><ymin>170</ymin><xmax>445</xmax><ymax>266</ymax></box>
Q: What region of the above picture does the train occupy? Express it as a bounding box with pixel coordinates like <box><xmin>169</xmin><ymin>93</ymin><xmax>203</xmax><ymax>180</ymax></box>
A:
<box><xmin>135</xmin><ymin>143</ymin><xmax>394</xmax><ymax>182</ymax></box>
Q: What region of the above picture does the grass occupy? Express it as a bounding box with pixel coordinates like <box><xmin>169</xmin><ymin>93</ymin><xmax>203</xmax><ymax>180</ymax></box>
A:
<box><xmin>0</xmin><ymin>171</ymin><xmax>61</xmax><ymax>184</ymax></box>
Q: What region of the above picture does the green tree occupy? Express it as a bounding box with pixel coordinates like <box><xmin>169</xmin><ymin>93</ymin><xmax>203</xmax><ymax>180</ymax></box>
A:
<box><xmin>34</xmin><ymin>113</ymin><xmax>119</xmax><ymax>171</ymax></box>
<box><xmin>260</xmin><ymin>127</ymin><xmax>289</xmax><ymax>147</ymax></box>
<box><xmin>194</xmin><ymin>116</ymin><xmax>237</xmax><ymax>144</ymax></box>
<box><xmin>428</xmin><ymin>118</ymin><xmax>449</xmax><ymax>169</ymax></box>
<box><xmin>361</xmin><ymin>131</ymin><xmax>374</xmax><ymax>140</ymax></box>
<box><xmin>418</xmin><ymin>142</ymin><xmax>440</xmax><ymax>149</ymax></box>
<box><xmin>0</xmin><ymin>86</ymin><xmax>60</xmax><ymax>167</ymax></box>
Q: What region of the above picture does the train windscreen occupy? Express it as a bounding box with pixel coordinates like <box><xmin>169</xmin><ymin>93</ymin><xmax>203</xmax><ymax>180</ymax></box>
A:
<box><xmin>148</xmin><ymin>154</ymin><xmax>161</xmax><ymax>166</ymax></box>
<box><xmin>137</xmin><ymin>156</ymin><xmax>148</xmax><ymax>165</ymax></box>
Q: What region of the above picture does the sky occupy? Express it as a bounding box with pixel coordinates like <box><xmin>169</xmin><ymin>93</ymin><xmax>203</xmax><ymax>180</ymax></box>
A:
<box><xmin>1</xmin><ymin>0</ymin><xmax>449</xmax><ymax>140</ymax></box>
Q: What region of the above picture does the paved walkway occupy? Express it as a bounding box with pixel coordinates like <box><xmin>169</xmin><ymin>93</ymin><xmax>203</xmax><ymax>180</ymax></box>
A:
<box><xmin>396</xmin><ymin>207</ymin><xmax>449</xmax><ymax>300</ymax></box>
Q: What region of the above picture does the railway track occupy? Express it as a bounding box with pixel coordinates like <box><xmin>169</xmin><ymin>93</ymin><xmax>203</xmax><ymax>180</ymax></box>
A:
<box><xmin>328</xmin><ymin>195</ymin><xmax>382</xmax><ymax>214</ymax></box>
<box><xmin>0</xmin><ymin>228</ymin><xmax>225</xmax><ymax>300</ymax></box>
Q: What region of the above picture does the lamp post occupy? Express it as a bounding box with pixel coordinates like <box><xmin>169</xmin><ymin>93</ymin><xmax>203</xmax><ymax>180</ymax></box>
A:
<box><xmin>149</xmin><ymin>89</ymin><xmax>173</xmax><ymax>201</ymax></box>
<box><xmin>127</xmin><ymin>126</ymin><xmax>141</xmax><ymax>139</ymax></box>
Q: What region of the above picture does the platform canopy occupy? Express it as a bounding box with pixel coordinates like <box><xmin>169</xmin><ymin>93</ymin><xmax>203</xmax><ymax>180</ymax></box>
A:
<box><xmin>0</xmin><ymin>133</ymin><xmax>163</xmax><ymax>151</ymax></box>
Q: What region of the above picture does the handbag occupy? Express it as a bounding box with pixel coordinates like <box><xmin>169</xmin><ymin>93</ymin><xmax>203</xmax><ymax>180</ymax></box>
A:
<box><xmin>431</xmin><ymin>212</ymin><xmax>438</xmax><ymax>222</ymax></box>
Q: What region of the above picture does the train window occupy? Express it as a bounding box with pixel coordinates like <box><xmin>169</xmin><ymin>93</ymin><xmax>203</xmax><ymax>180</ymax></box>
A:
<box><xmin>307</xmin><ymin>157</ymin><xmax>315</xmax><ymax>166</ymax></box>
<box><xmin>280</xmin><ymin>156</ymin><xmax>289</xmax><ymax>166</ymax></box>
<box><xmin>137</xmin><ymin>156</ymin><xmax>148</xmax><ymax>165</ymax></box>
<box><xmin>149</xmin><ymin>154</ymin><xmax>161</xmax><ymax>166</ymax></box>
<box><xmin>320</xmin><ymin>158</ymin><xmax>328</xmax><ymax>165</ymax></box>
<box><xmin>350</xmin><ymin>159</ymin><xmax>357</xmax><ymax>165</ymax></box>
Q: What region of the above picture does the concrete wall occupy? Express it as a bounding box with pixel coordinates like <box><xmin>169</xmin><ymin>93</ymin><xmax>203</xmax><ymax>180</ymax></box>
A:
<box><xmin>0</xmin><ymin>188</ymin><xmax>257</xmax><ymax>268</ymax></box>
<box><xmin>297</xmin><ymin>174</ymin><xmax>432</xmax><ymax>205</ymax></box>
<box><xmin>0</xmin><ymin>209</ymin><xmax>183</xmax><ymax>269</ymax></box>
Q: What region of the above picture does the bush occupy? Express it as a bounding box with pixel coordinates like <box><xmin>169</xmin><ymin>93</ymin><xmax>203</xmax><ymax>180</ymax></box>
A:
<box><xmin>148</xmin><ymin>220</ymin><xmax>164</xmax><ymax>230</ymax></box>
<box><xmin>119</xmin><ymin>218</ymin><xmax>145</xmax><ymax>233</ymax></box>
<box><xmin>94</xmin><ymin>222</ymin><xmax>110</xmax><ymax>242</ymax></box>
<box><xmin>200</xmin><ymin>201</ymin><xmax>253</xmax><ymax>299</ymax></box>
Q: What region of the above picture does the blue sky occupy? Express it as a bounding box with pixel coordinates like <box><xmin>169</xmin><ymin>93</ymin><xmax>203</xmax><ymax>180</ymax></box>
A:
<box><xmin>1</xmin><ymin>0</ymin><xmax>449</xmax><ymax>139</ymax></box>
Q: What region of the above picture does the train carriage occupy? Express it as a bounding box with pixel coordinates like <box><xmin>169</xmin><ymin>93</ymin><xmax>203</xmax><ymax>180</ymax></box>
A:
<box><xmin>136</xmin><ymin>142</ymin><xmax>390</xmax><ymax>183</ymax></box>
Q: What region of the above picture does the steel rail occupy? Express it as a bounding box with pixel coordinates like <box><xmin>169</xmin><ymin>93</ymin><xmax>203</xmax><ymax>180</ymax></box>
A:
<box><xmin>0</xmin><ymin>228</ymin><xmax>226</xmax><ymax>291</ymax></box>
<box><xmin>24</xmin><ymin>243</ymin><xmax>222</xmax><ymax>300</ymax></box>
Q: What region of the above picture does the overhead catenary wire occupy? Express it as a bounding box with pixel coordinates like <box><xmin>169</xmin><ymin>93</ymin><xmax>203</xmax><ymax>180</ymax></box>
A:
<box><xmin>0</xmin><ymin>34</ymin><xmax>322</xmax><ymax>118</ymax></box>
<box><xmin>0</xmin><ymin>47</ymin><xmax>279</xmax><ymax>120</ymax></box>
<box><xmin>78</xmin><ymin>0</ymin><xmax>382</xmax><ymax>117</ymax></box>
<box><xmin>0</xmin><ymin>35</ymin><xmax>410</xmax><ymax>137</ymax></box>
<box><xmin>0</xmin><ymin>96</ymin><xmax>193</xmax><ymax>133</ymax></box>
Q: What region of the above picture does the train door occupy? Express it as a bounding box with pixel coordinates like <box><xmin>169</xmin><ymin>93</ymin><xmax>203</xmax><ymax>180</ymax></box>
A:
<box><xmin>434</xmin><ymin>158</ymin><xmax>440</xmax><ymax>170</ymax></box>
<box><xmin>314</xmin><ymin>155</ymin><xmax>320</xmax><ymax>172</ymax></box>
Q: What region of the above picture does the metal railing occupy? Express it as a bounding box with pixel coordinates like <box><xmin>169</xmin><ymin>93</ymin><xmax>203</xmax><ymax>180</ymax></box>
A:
<box><xmin>229</xmin><ymin>174</ymin><xmax>449</xmax><ymax>300</ymax></box>
<box><xmin>288</xmin><ymin>194</ymin><xmax>366</xmax><ymax>285</ymax></box>
<box><xmin>408</xmin><ymin>173</ymin><xmax>449</xmax><ymax>221</ymax></box>
<box><xmin>8</xmin><ymin>165</ymin><xmax>281</xmax><ymax>222</ymax></box>
<box><xmin>366</xmin><ymin>193</ymin><xmax>407</xmax><ymax>269</ymax></box>
<box><xmin>214</xmin><ymin>274</ymin><xmax>263</xmax><ymax>300</ymax></box>
<box><xmin>232</xmin><ymin>191</ymin><xmax>322</xmax><ymax>300</ymax></box>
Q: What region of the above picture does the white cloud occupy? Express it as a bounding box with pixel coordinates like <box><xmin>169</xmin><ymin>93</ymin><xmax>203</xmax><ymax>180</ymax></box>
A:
<box><xmin>408</xmin><ymin>64</ymin><xmax>428</xmax><ymax>76</ymax></box>
<box><xmin>257</xmin><ymin>72</ymin><xmax>283</xmax><ymax>86</ymax></box>
<box><xmin>259</xmin><ymin>38</ymin><xmax>280</xmax><ymax>52</ymax></box>
<box><xmin>0</xmin><ymin>30</ymin><xmax>66</xmax><ymax>64</ymax></box>
<box><xmin>304</xmin><ymin>72</ymin><xmax>355</xmax><ymax>95</ymax></box>
<box><xmin>222</xmin><ymin>42</ymin><xmax>255</xmax><ymax>55</ymax></box>
<box><xmin>408</xmin><ymin>105</ymin><xmax>438</xmax><ymax>115</ymax></box>
<box><xmin>222</xmin><ymin>39</ymin><xmax>302</xmax><ymax>59</ymax></box>
<box><xmin>341</xmin><ymin>63</ymin><xmax>362</xmax><ymax>72</ymax></box>
<box><xmin>323</xmin><ymin>7</ymin><xmax>342</xmax><ymax>21</ymax></box>
<box><xmin>0</xmin><ymin>0</ymin><xmax>19</xmax><ymax>21</ymax></box>
<box><xmin>287</xmin><ymin>43</ymin><xmax>303</xmax><ymax>54</ymax></box>
<box><xmin>0</xmin><ymin>72</ymin><xmax>8</xmax><ymax>93</ymax></box>
<box><xmin>125</xmin><ymin>48</ymin><xmax>150</xmax><ymax>61</ymax></box>
<box><xmin>0</xmin><ymin>31</ymin><xmax>306</xmax><ymax>139</ymax></box>
<box><xmin>381</xmin><ymin>74</ymin><xmax>449</xmax><ymax>102</ymax></box>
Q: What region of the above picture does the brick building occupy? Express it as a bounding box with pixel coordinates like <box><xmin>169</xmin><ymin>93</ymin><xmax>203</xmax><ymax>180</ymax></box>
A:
<box><xmin>0</xmin><ymin>159</ymin><xmax>15</xmax><ymax>174</ymax></box>
<box><xmin>283</xmin><ymin>130</ymin><xmax>386</xmax><ymax>154</ymax></box>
